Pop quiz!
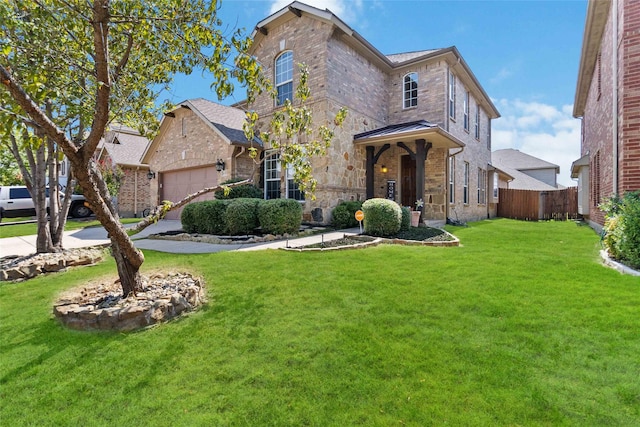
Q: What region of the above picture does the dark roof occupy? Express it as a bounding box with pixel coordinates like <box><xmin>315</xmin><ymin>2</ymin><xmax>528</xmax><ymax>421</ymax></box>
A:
<box><xmin>98</xmin><ymin>125</ymin><xmax>150</xmax><ymax>166</ymax></box>
<box><xmin>354</xmin><ymin>120</ymin><xmax>439</xmax><ymax>140</ymax></box>
<box><xmin>181</xmin><ymin>98</ymin><xmax>263</xmax><ymax>147</ymax></box>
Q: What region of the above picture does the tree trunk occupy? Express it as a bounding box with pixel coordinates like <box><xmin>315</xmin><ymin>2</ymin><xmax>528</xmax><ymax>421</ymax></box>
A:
<box><xmin>111</xmin><ymin>241</ymin><xmax>142</xmax><ymax>297</ymax></box>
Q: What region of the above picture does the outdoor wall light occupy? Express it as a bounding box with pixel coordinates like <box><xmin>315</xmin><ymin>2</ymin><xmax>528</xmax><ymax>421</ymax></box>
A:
<box><xmin>381</xmin><ymin>165</ymin><xmax>388</xmax><ymax>173</ymax></box>
<box><xmin>216</xmin><ymin>159</ymin><xmax>226</xmax><ymax>172</ymax></box>
<box><xmin>147</xmin><ymin>170</ymin><xmax>156</xmax><ymax>180</ymax></box>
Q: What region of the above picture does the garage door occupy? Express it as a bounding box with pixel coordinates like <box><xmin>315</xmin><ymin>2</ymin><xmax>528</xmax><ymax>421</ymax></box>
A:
<box><xmin>160</xmin><ymin>165</ymin><xmax>218</xmax><ymax>220</ymax></box>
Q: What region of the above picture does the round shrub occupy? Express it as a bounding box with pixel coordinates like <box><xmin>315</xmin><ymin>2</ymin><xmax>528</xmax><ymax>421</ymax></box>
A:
<box><xmin>258</xmin><ymin>199</ymin><xmax>302</xmax><ymax>235</ymax></box>
<box><xmin>225</xmin><ymin>198</ymin><xmax>261</xmax><ymax>235</ymax></box>
<box><xmin>362</xmin><ymin>198</ymin><xmax>402</xmax><ymax>237</ymax></box>
<box><xmin>400</xmin><ymin>206</ymin><xmax>411</xmax><ymax>231</ymax></box>
<box><xmin>215</xmin><ymin>178</ymin><xmax>262</xmax><ymax>199</ymax></box>
<box><xmin>192</xmin><ymin>200</ymin><xmax>231</xmax><ymax>234</ymax></box>
<box><xmin>331</xmin><ymin>200</ymin><xmax>363</xmax><ymax>229</ymax></box>
<box><xmin>181</xmin><ymin>203</ymin><xmax>198</xmax><ymax>233</ymax></box>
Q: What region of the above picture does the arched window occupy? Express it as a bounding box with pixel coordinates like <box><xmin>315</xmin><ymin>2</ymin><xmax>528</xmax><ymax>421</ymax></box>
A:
<box><xmin>403</xmin><ymin>72</ymin><xmax>418</xmax><ymax>108</ymax></box>
<box><xmin>275</xmin><ymin>51</ymin><xmax>293</xmax><ymax>106</ymax></box>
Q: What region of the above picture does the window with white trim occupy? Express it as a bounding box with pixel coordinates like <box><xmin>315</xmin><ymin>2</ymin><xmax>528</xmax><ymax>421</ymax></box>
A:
<box><xmin>477</xmin><ymin>168</ymin><xmax>487</xmax><ymax>204</ymax></box>
<box><xmin>493</xmin><ymin>172</ymin><xmax>499</xmax><ymax>200</ymax></box>
<box><xmin>449</xmin><ymin>71</ymin><xmax>456</xmax><ymax>120</ymax></box>
<box><xmin>463</xmin><ymin>161</ymin><xmax>469</xmax><ymax>204</ymax></box>
<box><xmin>403</xmin><ymin>72</ymin><xmax>418</xmax><ymax>108</ymax></box>
<box><xmin>264</xmin><ymin>150</ymin><xmax>305</xmax><ymax>201</ymax></box>
<box><xmin>463</xmin><ymin>91</ymin><xmax>469</xmax><ymax>131</ymax></box>
<box><xmin>264</xmin><ymin>151</ymin><xmax>281</xmax><ymax>199</ymax></box>
<box><xmin>275</xmin><ymin>51</ymin><xmax>293</xmax><ymax>106</ymax></box>
<box><xmin>448</xmin><ymin>156</ymin><xmax>455</xmax><ymax>204</ymax></box>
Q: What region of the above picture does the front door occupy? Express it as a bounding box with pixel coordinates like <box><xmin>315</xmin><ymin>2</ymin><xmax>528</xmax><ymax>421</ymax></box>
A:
<box><xmin>401</xmin><ymin>155</ymin><xmax>416</xmax><ymax>207</ymax></box>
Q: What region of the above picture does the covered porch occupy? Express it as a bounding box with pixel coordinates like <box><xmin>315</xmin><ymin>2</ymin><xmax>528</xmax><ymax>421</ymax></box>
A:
<box><xmin>353</xmin><ymin>120</ymin><xmax>464</xmax><ymax>224</ymax></box>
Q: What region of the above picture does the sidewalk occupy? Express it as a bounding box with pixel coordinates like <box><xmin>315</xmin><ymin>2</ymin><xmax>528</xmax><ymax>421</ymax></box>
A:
<box><xmin>0</xmin><ymin>220</ymin><xmax>360</xmax><ymax>257</ymax></box>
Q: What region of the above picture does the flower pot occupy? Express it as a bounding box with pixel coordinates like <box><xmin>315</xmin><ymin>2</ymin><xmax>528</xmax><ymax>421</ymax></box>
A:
<box><xmin>411</xmin><ymin>211</ymin><xmax>421</xmax><ymax>227</ymax></box>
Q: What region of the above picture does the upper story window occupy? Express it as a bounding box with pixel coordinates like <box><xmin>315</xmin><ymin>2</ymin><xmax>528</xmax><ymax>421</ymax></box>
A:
<box><xmin>449</xmin><ymin>71</ymin><xmax>456</xmax><ymax>120</ymax></box>
<box><xmin>403</xmin><ymin>72</ymin><xmax>418</xmax><ymax>108</ymax></box>
<box><xmin>275</xmin><ymin>51</ymin><xmax>293</xmax><ymax>106</ymax></box>
<box><xmin>463</xmin><ymin>91</ymin><xmax>470</xmax><ymax>131</ymax></box>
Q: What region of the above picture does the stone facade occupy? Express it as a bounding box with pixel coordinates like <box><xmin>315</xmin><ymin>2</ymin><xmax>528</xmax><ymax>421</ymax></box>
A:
<box><xmin>574</xmin><ymin>0</ymin><xmax>640</xmax><ymax>228</ymax></box>
<box><xmin>117</xmin><ymin>167</ymin><xmax>152</xmax><ymax>217</ymax></box>
<box><xmin>248</xmin><ymin>4</ymin><xmax>499</xmax><ymax>225</ymax></box>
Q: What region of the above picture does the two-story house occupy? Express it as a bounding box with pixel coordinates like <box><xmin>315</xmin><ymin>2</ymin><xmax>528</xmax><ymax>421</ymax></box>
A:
<box><xmin>248</xmin><ymin>1</ymin><xmax>500</xmax><ymax>225</ymax></box>
<box><xmin>145</xmin><ymin>1</ymin><xmax>500</xmax><ymax>226</ymax></box>
<box><xmin>572</xmin><ymin>0</ymin><xmax>640</xmax><ymax>230</ymax></box>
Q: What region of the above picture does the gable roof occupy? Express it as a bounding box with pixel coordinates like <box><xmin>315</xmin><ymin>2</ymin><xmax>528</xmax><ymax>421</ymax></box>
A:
<box><xmin>180</xmin><ymin>98</ymin><xmax>262</xmax><ymax>147</ymax></box>
<box><xmin>492</xmin><ymin>149</ymin><xmax>560</xmax><ymax>191</ymax></box>
<box><xmin>251</xmin><ymin>1</ymin><xmax>500</xmax><ymax>119</ymax></box>
<box><xmin>98</xmin><ymin>125</ymin><xmax>150</xmax><ymax>167</ymax></box>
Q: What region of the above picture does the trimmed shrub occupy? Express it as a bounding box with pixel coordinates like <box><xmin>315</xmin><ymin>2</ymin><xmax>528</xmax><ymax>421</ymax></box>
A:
<box><xmin>192</xmin><ymin>200</ymin><xmax>231</xmax><ymax>234</ymax></box>
<box><xmin>181</xmin><ymin>203</ymin><xmax>198</xmax><ymax>233</ymax></box>
<box><xmin>331</xmin><ymin>200</ymin><xmax>363</xmax><ymax>229</ymax></box>
<box><xmin>214</xmin><ymin>178</ymin><xmax>262</xmax><ymax>199</ymax></box>
<box><xmin>258</xmin><ymin>199</ymin><xmax>302</xmax><ymax>235</ymax></box>
<box><xmin>601</xmin><ymin>191</ymin><xmax>640</xmax><ymax>268</ymax></box>
<box><xmin>225</xmin><ymin>198</ymin><xmax>261</xmax><ymax>235</ymax></box>
<box><xmin>362</xmin><ymin>198</ymin><xmax>402</xmax><ymax>237</ymax></box>
<box><xmin>400</xmin><ymin>206</ymin><xmax>411</xmax><ymax>231</ymax></box>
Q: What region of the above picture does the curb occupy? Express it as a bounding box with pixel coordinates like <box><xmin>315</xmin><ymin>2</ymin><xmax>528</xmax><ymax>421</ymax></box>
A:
<box><xmin>600</xmin><ymin>250</ymin><xmax>640</xmax><ymax>276</ymax></box>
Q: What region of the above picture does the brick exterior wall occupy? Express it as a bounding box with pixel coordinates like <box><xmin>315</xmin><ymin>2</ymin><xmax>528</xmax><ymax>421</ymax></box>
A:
<box><xmin>117</xmin><ymin>167</ymin><xmax>151</xmax><ymax>218</ymax></box>
<box><xmin>620</xmin><ymin>0</ymin><xmax>640</xmax><ymax>194</ymax></box>
<box><xmin>248</xmin><ymin>12</ymin><xmax>497</xmax><ymax>224</ymax></box>
<box><xmin>578</xmin><ymin>0</ymin><xmax>640</xmax><ymax>228</ymax></box>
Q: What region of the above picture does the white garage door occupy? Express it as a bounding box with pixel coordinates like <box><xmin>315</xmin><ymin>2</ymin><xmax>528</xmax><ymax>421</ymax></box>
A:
<box><xmin>160</xmin><ymin>165</ymin><xmax>218</xmax><ymax>220</ymax></box>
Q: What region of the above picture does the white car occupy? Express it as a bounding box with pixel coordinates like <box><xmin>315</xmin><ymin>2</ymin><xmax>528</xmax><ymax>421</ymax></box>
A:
<box><xmin>0</xmin><ymin>185</ymin><xmax>92</xmax><ymax>220</ymax></box>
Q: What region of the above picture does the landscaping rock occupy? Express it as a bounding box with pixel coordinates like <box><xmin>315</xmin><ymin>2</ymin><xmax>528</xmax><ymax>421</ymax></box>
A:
<box><xmin>0</xmin><ymin>248</ymin><xmax>105</xmax><ymax>281</ymax></box>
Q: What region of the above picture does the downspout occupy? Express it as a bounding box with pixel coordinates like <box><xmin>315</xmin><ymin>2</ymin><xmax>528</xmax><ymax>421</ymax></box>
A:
<box><xmin>612</xmin><ymin>0</ymin><xmax>619</xmax><ymax>195</ymax></box>
<box><xmin>134</xmin><ymin>166</ymin><xmax>138</xmax><ymax>217</ymax></box>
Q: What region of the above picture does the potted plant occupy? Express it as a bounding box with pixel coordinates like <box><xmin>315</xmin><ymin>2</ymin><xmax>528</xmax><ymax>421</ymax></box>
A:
<box><xmin>411</xmin><ymin>199</ymin><xmax>423</xmax><ymax>227</ymax></box>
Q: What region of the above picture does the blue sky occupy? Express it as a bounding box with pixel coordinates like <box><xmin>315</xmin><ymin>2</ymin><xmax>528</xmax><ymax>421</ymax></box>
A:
<box><xmin>163</xmin><ymin>0</ymin><xmax>588</xmax><ymax>186</ymax></box>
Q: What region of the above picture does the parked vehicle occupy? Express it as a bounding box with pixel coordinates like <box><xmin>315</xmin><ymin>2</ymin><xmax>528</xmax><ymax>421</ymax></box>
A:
<box><xmin>0</xmin><ymin>185</ymin><xmax>92</xmax><ymax>220</ymax></box>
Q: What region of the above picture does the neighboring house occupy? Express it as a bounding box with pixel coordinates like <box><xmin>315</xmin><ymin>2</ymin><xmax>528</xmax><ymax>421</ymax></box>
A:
<box><xmin>146</xmin><ymin>1</ymin><xmax>500</xmax><ymax>225</ymax></box>
<box><xmin>572</xmin><ymin>0</ymin><xmax>640</xmax><ymax>230</ymax></box>
<box><xmin>95</xmin><ymin>124</ymin><xmax>152</xmax><ymax>217</ymax></box>
<box><xmin>142</xmin><ymin>99</ymin><xmax>261</xmax><ymax>220</ymax></box>
<box><xmin>492</xmin><ymin>148</ymin><xmax>561</xmax><ymax>191</ymax></box>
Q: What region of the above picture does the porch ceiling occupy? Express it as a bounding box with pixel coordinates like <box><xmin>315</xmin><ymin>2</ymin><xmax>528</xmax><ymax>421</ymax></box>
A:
<box><xmin>353</xmin><ymin>120</ymin><xmax>465</xmax><ymax>149</ymax></box>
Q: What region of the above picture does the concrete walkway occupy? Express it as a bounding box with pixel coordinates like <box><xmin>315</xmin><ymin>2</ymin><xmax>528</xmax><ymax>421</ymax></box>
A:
<box><xmin>0</xmin><ymin>220</ymin><xmax>360</xmax><ymax>257</ymax></box>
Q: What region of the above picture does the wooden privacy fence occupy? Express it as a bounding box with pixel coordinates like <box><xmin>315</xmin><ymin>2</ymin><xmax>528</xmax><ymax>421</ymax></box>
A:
<box><xmin>498</xmin><ymin>187</ymin><xmax>579</xmax><ymax>221</ymax></box>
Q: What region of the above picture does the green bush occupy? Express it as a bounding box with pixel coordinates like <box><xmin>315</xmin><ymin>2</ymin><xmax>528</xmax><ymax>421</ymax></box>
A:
<box><xmin>225</xmin><ymin>198</ymin><xmax>261</xmax><ymax>235</ymax></box>
<box><xmin>258</xmin><ymin>199</ymin><xmax>302</xmax><ymax>235</ymax></box>
<box><xmin>601</xmin><ymin>191</ymin><xmax>640</xmax><ymax>268</ymax></box>
<box><xmin>362</xmin><ymin>198</ymin><xmax>402</xmax><ymax>237</ymax></box>
<box><xmin>181</xmin><ymin>203</ymin><xmax>198</xmax><ymax>233</ymax></box>
<box><xmin>215</xmin><ymin>178</ymin><xmax>262</xmax><ymax>199</ymax></box>
<box><xmin>331</xmin><ymin>200</ymin><xmax>363</xmax><ymax>229</ymax></box>
<box><xmin>191</xmin><ymin>200</ymin><xmax>231</xmax><ymax>234</ymax></box>
<box><xmin>400</xmin><ymin>206</ymin><xmax>411</xmax><ymax>231</ymax></box>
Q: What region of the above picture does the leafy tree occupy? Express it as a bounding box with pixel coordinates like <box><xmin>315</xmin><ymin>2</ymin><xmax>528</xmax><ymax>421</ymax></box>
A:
<box><xmin>1</xmin><ymin>0</ymin><xmax>265</xmax><ymax>295</ymax></box>
<box><xmin>0</xmin><ymin>144</ymin><xmax>22</xmax><ymax>185</ymax></box>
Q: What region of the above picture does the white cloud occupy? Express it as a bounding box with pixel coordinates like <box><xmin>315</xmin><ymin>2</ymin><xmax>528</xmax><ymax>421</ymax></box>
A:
<box><xmin>492</xmin><ymin>99</ymin><xmax>581</xmax><ymax>187</ymax></box>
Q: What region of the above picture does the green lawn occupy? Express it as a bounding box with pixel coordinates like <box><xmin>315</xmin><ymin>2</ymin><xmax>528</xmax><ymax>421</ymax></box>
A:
<box><xmin>0</xmin><ymin>217</ymin><xmax>141</xmax><ymax>238</ymax></box>
<box><xmin>1</xmin><ymin>219</ymin><xmax>638</xmax><ymax>425</ymax></box>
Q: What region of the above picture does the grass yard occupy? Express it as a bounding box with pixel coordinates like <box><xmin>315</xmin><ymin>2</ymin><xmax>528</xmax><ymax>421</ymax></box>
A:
<box><xmin>0</xmin><ymin>217</ymin><xmax>140</xmax><ymax>238</ymax></box>
<box><xmin>1</xmin><ymin>219</ymin><xmax>638</xmax><ymax>425</ymax></box>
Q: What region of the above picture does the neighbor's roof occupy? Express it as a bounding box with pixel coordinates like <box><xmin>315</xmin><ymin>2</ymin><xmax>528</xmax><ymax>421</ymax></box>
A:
<box><xmin>353</xmin><ymin>120</ymin><xmax>465</xmax><ymax>149</ymax></box>
<box><xmin>492</xmin><ymin>148</ymin><xmax>559</xmax><ymax>172</ymax></box>
<box><xmin>251</xmin><ymin>1</ymin><xmax>500</xmax><ymax>119</ymax></box>
<box><xmin>179</xmin><ymin>98</ymin><xmax>262</xmax><ymax>147</ymax></box>
<box><xmin>494</xmin><ymin>165</ymin><xmax>561</xmax><ymax>191</ymax></box>
<box><xmin>98</xmin><ymin>125</ymin><xmax>150</xmax><ymax>167</ymax></box>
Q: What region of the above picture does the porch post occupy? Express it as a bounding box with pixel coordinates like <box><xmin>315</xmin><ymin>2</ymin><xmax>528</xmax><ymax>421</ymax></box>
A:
<box><xmin>366</xmin><ymin>146</ymin><xmax>375</xmax><ymax>199</ymax></box>
<box><xmin>415</xmin><ymin>139</ymin><xmax>432</xmax><ymax>220</ymax></box>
